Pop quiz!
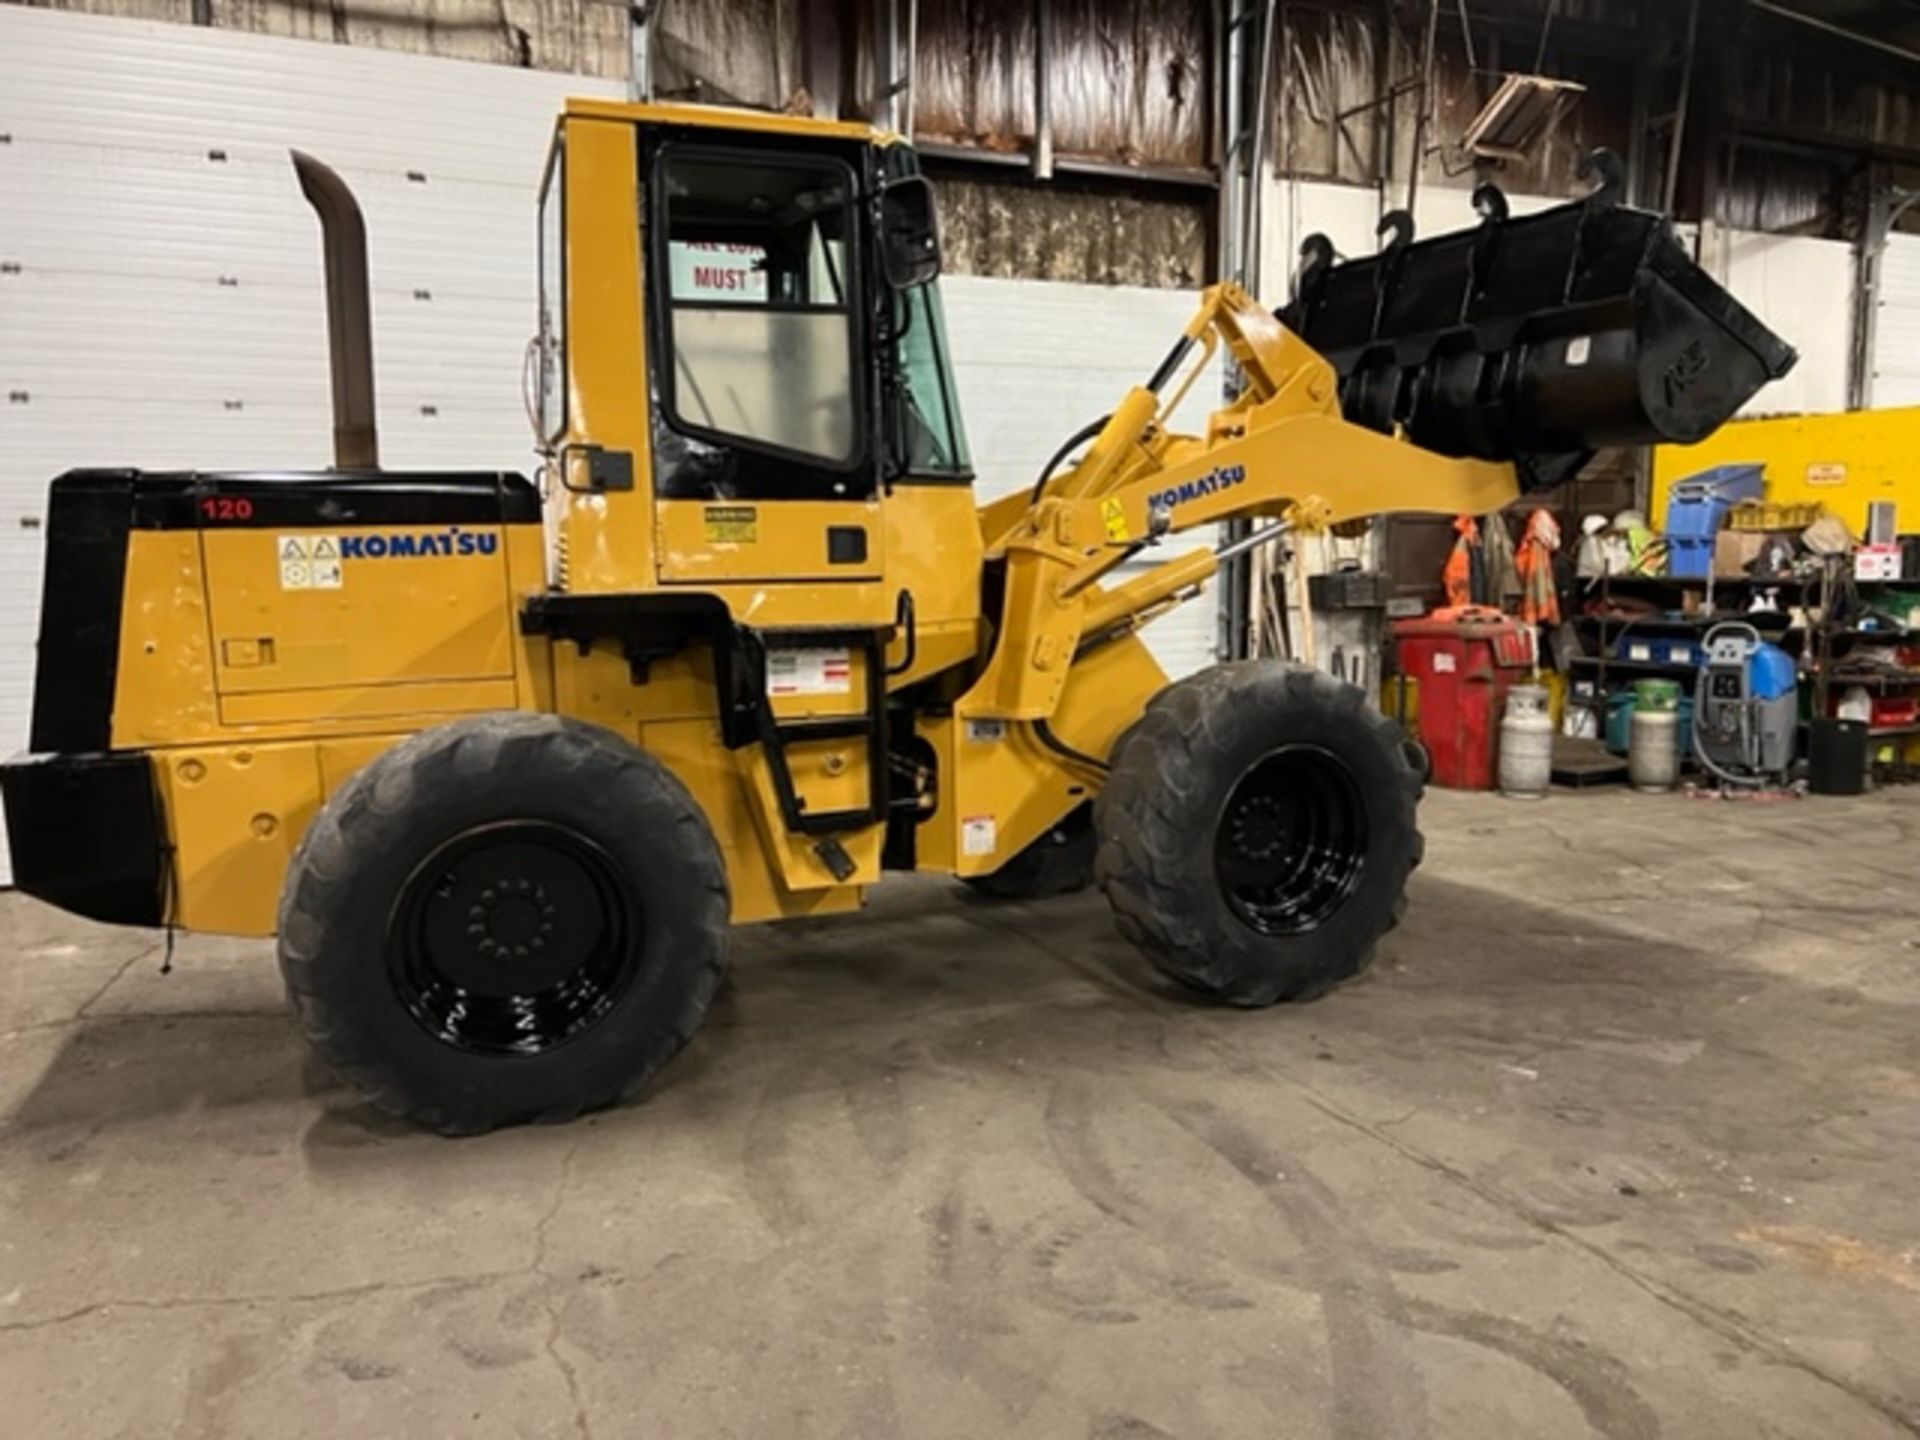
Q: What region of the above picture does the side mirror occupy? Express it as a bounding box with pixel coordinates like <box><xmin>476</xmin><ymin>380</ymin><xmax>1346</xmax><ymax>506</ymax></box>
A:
<box><xmin>879</xmin><ymin>176</ymin><xmax>942</xmax><ymax>289</ymax></box>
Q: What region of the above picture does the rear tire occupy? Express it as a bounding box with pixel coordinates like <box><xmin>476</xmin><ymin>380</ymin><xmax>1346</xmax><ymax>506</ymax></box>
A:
<box><xmin>278</xmin><ymin>713</ymin><xmax>729</xmax><ymax>1135</ymax></box>
<box><xmin>962</xmin><ymin>804</ymin><xmax>1094</xmax><ymax>899</ymax></box>
<box><xmin>1093</xmin><ymin>662</ymin><xmax>1423</xmax><ymax>1006</ymax></box>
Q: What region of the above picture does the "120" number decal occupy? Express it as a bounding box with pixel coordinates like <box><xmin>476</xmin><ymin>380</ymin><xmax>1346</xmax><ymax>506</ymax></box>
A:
<box><xmin>200</xmin><ymin>496</ymin><xmax>255</xmax><ymax>522</ymax></box>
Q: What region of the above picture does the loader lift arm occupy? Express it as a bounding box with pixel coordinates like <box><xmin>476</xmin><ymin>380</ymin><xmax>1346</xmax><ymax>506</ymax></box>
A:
<box><xmin>965</xmin><ymin>146</ymin><xmax>1798</xmax><ymax>731</ymax></box>
<box><xmin>961</xmin><ymin>281</ymin><xmax>1522</xmax><ymax>723</ymax></box>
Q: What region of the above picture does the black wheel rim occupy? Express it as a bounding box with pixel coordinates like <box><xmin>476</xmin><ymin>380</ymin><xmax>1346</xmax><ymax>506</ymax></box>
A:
<box><xmin>389</xmin><ymin>821</ymin><xmax>641</xmax><ymax>1055</ymax></box>
<box><xmin>1213</xmin><ymin>745</ymin><xmax>1369</xmax><ymax>936</ymax></box>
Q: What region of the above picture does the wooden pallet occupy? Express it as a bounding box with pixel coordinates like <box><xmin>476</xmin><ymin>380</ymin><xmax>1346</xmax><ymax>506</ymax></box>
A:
<box><xmin>1550</xmin><ymin>735</ymin><xmax>1629</xmax><ymax>787</ymax></box>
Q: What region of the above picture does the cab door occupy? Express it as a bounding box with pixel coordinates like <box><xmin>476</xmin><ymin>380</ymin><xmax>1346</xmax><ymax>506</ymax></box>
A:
<box><xmin>643</xmin><ymin>140</ymin><xmax>882</xmax><ymax>585</ymax></box>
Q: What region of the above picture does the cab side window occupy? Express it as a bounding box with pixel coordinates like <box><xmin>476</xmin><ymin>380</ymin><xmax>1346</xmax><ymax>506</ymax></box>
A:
<box><xmin>657</xmin><ymin>151</ymin><xmax>859</xmax><ymax>468</ymax></box>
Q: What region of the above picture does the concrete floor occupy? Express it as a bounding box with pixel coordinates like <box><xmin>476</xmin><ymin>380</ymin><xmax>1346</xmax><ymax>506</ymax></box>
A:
<box><xmin>2</xmin><ymin>789</ymin><xmax>1918</xmax><ymax>1438</ymax></box>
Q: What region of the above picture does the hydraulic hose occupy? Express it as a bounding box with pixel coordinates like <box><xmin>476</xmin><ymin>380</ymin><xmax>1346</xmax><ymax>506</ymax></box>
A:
<box><xmin>1029</xmin><ymin>415</ymin><xmax>1111</xmax><ymax>504</ymax></box>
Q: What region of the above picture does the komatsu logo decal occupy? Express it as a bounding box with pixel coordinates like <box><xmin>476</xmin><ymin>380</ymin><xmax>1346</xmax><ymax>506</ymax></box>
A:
<box><xmin>277</xmin><ymin>527</ymin><xmax>501</xmax><ymax>589</ymax></box>
<box><xmin>1147</xmin><ymin>464</ymin><xmax>1246</xmax><ymax>514</ymax></box>
<box><xmin>340</xmin><ymin>528</ymin><xmax>499</xmax><ymax>559</ymax></box>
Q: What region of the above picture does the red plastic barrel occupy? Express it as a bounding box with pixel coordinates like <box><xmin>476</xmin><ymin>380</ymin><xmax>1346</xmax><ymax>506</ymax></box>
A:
<box><xmin>1392</xmin><ymin>614</ymin><xmax>1537</xmax><ymax>790</ymax></box>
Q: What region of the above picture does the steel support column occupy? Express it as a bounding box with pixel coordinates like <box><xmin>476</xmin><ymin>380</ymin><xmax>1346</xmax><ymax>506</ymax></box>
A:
<box><xmin>1216</xmin><ymin>0</ymin><xmax>1277</xmax><ymax>662</ymax></box>
<box><xmin>1032</xmin><ymin>0</ymin><xmax>1054</xmax><ymax>179</ymax></box>
<box><xmin>630</xmin><ymin>0</ymin><xmax>658</xmax><ymax>102</ymax></box>
<box><xmin>1850</xmin><ymin>168</ymin><xmax>1920</xmax><ymax>411</ymax></box>
<box><xmin>870</xmin><ymin>0</ymin><xmax>902</xmax><ymax>130</ymax></box>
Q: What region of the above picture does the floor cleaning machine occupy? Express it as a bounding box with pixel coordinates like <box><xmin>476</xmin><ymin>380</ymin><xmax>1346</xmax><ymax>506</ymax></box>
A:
<box><xmin>1692</xmin><ymin>622</ymin><xmax>1799</xmax><ymax>790</ymax></box>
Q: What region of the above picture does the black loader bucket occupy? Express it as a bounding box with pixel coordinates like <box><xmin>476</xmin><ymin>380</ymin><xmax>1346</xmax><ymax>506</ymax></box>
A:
<box><xmin>1276</xmin><ymin>152</ymin><xmax>1797</xmax><ymax>492</ymax></box>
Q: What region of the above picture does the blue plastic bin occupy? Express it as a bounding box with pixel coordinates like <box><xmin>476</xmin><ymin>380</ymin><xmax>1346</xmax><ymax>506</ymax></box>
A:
<box><xmin>1665</xmin><ymin>463</ymin><xmax>1765</xmax><ymax>542</ymax></box>
<box><xmin>1667</xmin><ymin>535</ymin><xmax>1715</xmax><ymax>579</ymax></box>
<box><xmin>1615</xmin><ymin>632</ymin><xmax>1702</xmax><ymax>666</ymax></box>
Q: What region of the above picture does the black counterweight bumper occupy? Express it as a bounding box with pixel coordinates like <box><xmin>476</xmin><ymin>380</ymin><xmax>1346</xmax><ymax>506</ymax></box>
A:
<box><xmin>2</xmin><ymin>752</ymin><xmax>166</xmax><ymax>927</ymax></box>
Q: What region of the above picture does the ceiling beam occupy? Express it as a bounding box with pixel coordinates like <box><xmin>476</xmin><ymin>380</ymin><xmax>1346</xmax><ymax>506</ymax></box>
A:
<box><xmin>1746</xmin><ymin>0</ymin><xmax>1920</xmax><ymax>68</ymax></box>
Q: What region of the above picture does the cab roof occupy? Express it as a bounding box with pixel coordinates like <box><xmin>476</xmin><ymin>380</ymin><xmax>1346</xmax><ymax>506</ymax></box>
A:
<box><xmin>561</xmin><ymin>97</ymin><xmax>898</xmax><ymax>146</ymax></box>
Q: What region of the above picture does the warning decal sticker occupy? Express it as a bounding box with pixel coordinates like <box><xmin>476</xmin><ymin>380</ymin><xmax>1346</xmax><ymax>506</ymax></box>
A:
<box><xmin>704</xmin><ymin>505</ymin><xmax>758</xmax><ymax>543</ymax></box>
<box><xmin>962</xmin><ymin>816</ymin><xmax>997</xmax><ymax>857</ymax></box>
<box><xmin>766</xmin><ymin>647</ymin><xmax>853</xmax><ymax>697</ymax></box>
<box><xmin>278</xmin><ymin>535</ymin><xmax>343</xmax><ymax>590</ymax></box>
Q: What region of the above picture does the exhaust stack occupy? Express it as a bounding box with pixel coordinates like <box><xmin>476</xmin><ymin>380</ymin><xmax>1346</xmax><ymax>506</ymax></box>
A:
<box><xmin>291</xmin><ymin>150</ymin><xmax>380</xmax><ymax>470</ymax></box>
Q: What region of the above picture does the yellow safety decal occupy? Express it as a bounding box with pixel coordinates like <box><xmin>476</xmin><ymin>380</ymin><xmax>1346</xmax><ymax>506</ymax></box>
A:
<box><xmin>704</xmin><ymin>505</ymin><xmax>758</xmax><ymax>543</ymax></box>
<box><xmin>1101</xmin><ymin>497</ymin><xmax>1129</xmax><ymax>543</ymax></box>
<box><xmin>277</xmin><ymin>534</ymin><xmax>343</xmax><ymax>590</ymax></box>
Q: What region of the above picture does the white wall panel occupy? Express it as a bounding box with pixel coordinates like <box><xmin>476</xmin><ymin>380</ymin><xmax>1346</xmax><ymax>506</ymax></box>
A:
<box><xmin>0</xmin><ymin>6</ymin><xmax>623</xmax><ymax>881</ymax></box>
<box><xmin>1717</xmin><ymin>231</ymin><xmax>1853</xmax><ymax>417</ymax></box>
<box><xmin>1410</xmin><ymin>184</ymin><xmax>1562</xmax><ymax>238</ymax></box>
<box><xmin>1255</xmin><ymin>176</ymin><xmax>1565</xmax><ymax>314</ymax></box>
<box><xmin>940</xmin><ymin>275</ymin><xmax>1222</xmax><ymax>679</ymax></box>
<box><xmin>1871</xmin><ymin>233</ymin><xmax>1920</xmax><ymax>409</ymax></box>
<box><xmin>1258</xmin><ymin>179</ymin><xmax>1382</xmax><ymax>310</ymax></box>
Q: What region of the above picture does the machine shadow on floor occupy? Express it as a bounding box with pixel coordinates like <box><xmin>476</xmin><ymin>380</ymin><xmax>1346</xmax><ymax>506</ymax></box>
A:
<box><xmin>8</xmin><ymin>866</ymin><xmax>1914</xmax><ymax>1196</ymax></box>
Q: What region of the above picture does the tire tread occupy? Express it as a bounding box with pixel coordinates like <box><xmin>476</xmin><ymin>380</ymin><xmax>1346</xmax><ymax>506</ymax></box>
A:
<box><xmin>1093</xmin><ymin>661</ymin><xmax>1423</xmax><ymax>1006</ymax></box>
<box><xmin>277</xmin><ymin>713</ymin><xmax>730</xmax><ymax>1136</ymax></box>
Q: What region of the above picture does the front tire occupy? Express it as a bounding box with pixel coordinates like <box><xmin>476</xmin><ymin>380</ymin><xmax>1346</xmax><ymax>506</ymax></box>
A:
<box><xmin>1093</xmin><ymin>663</ymin><xmax>1423</xmax><ymax>1006</ymax></box>
<box><xmin>278</xmin><ymin>713</ymin><xmax>729</xmax><ymax>1134</ymax></box>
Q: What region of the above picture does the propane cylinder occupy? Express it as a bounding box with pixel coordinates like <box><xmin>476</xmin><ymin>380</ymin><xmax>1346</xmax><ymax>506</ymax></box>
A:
<box><xmin>1498</xmin><ymin>684</ymin><xmax>1554</xmax><ymax>799</ymax></box>
<box><xmin>1629</xmin><ymin>679</ymin><xmax>1681</xmax><ymax>792</ymax></box>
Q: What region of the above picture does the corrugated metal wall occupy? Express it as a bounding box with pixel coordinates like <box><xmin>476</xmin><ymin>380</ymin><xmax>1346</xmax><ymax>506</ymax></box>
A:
<box><xmin>1274</xmin><ymin>6</ymin><xmax>1381</xmax><ymax>183</ymax></box>
<box><xmin>907</xmin><ymin>0</ymin><xmax>1213</xmax><ymax>288</ymax></box>
<box><xmin>910</xmin><ymin>0</ymin><xmax>1210</xmax><ymax>169</ymax></box>
<box><xmin>1718</xmin><ymin>149</ymin><xmax>1846</xmax><ymax>237</ymax></box>
<box><xmin>1733</xmin><ymin>12</ymin><xmax>1920</xmax><ymax>160</ymax></box>
<box><xmin>1273</xmin><ymin>1</ymin><xmax>1635</xmax><ymax>200</ymax></box>
<box><xmin>654</xmin><ymin>0</ymin><xmax>803</xmax><ymax>108</ymax></box>
<box><xmin>16</xmin><ymin>0</ymin><xmax>630</xmax><ymax>77</ymax></box>
<box><xmin>644</xmin><ymin>0</ymin><xmax>1217</xmax><ymax>287</ymax></box>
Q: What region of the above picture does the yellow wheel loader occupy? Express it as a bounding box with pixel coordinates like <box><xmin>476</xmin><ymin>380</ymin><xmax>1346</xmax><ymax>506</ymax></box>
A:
<box><xmin>2</xmin><ymin>103</ymin><xmax>1792</xmax><ymax>1133</ymax></box>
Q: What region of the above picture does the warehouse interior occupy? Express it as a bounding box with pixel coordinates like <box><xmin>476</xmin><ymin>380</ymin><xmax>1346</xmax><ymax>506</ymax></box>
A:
<box><xmin>3</xmin><ymin>0</ymin><xmax>1920</xmax><ymax>1434</ymax></box>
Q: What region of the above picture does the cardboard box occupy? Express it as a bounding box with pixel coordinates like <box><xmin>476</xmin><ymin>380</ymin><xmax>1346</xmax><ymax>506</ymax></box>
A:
<box><xmin>1713</xmin><ymin>529</ymin><xmax>1790</xmax><ymax>579</ymax></box>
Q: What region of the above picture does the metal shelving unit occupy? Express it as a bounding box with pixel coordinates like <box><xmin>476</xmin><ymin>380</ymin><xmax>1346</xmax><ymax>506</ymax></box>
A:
<box><xmin>1563</xmin><ymin>565</ymin><xmax>1920</xmax><ymax>784</ymax></box>
<box><xmin>1568</xmin><ymin>655</ymin><xmax>1701</xmax><ymax>676</ymax></box>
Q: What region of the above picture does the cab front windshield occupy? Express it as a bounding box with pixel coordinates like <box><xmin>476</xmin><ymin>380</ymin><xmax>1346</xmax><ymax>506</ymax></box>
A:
<box><xmin>891</xmin><ymin>282</ymin><xmax>970</xmax><ymax>475</ymax></box>
<box><xmin>881</xmin><ymin>144</ymin><xmax>969</xmax><ymax>479</ymax></box>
